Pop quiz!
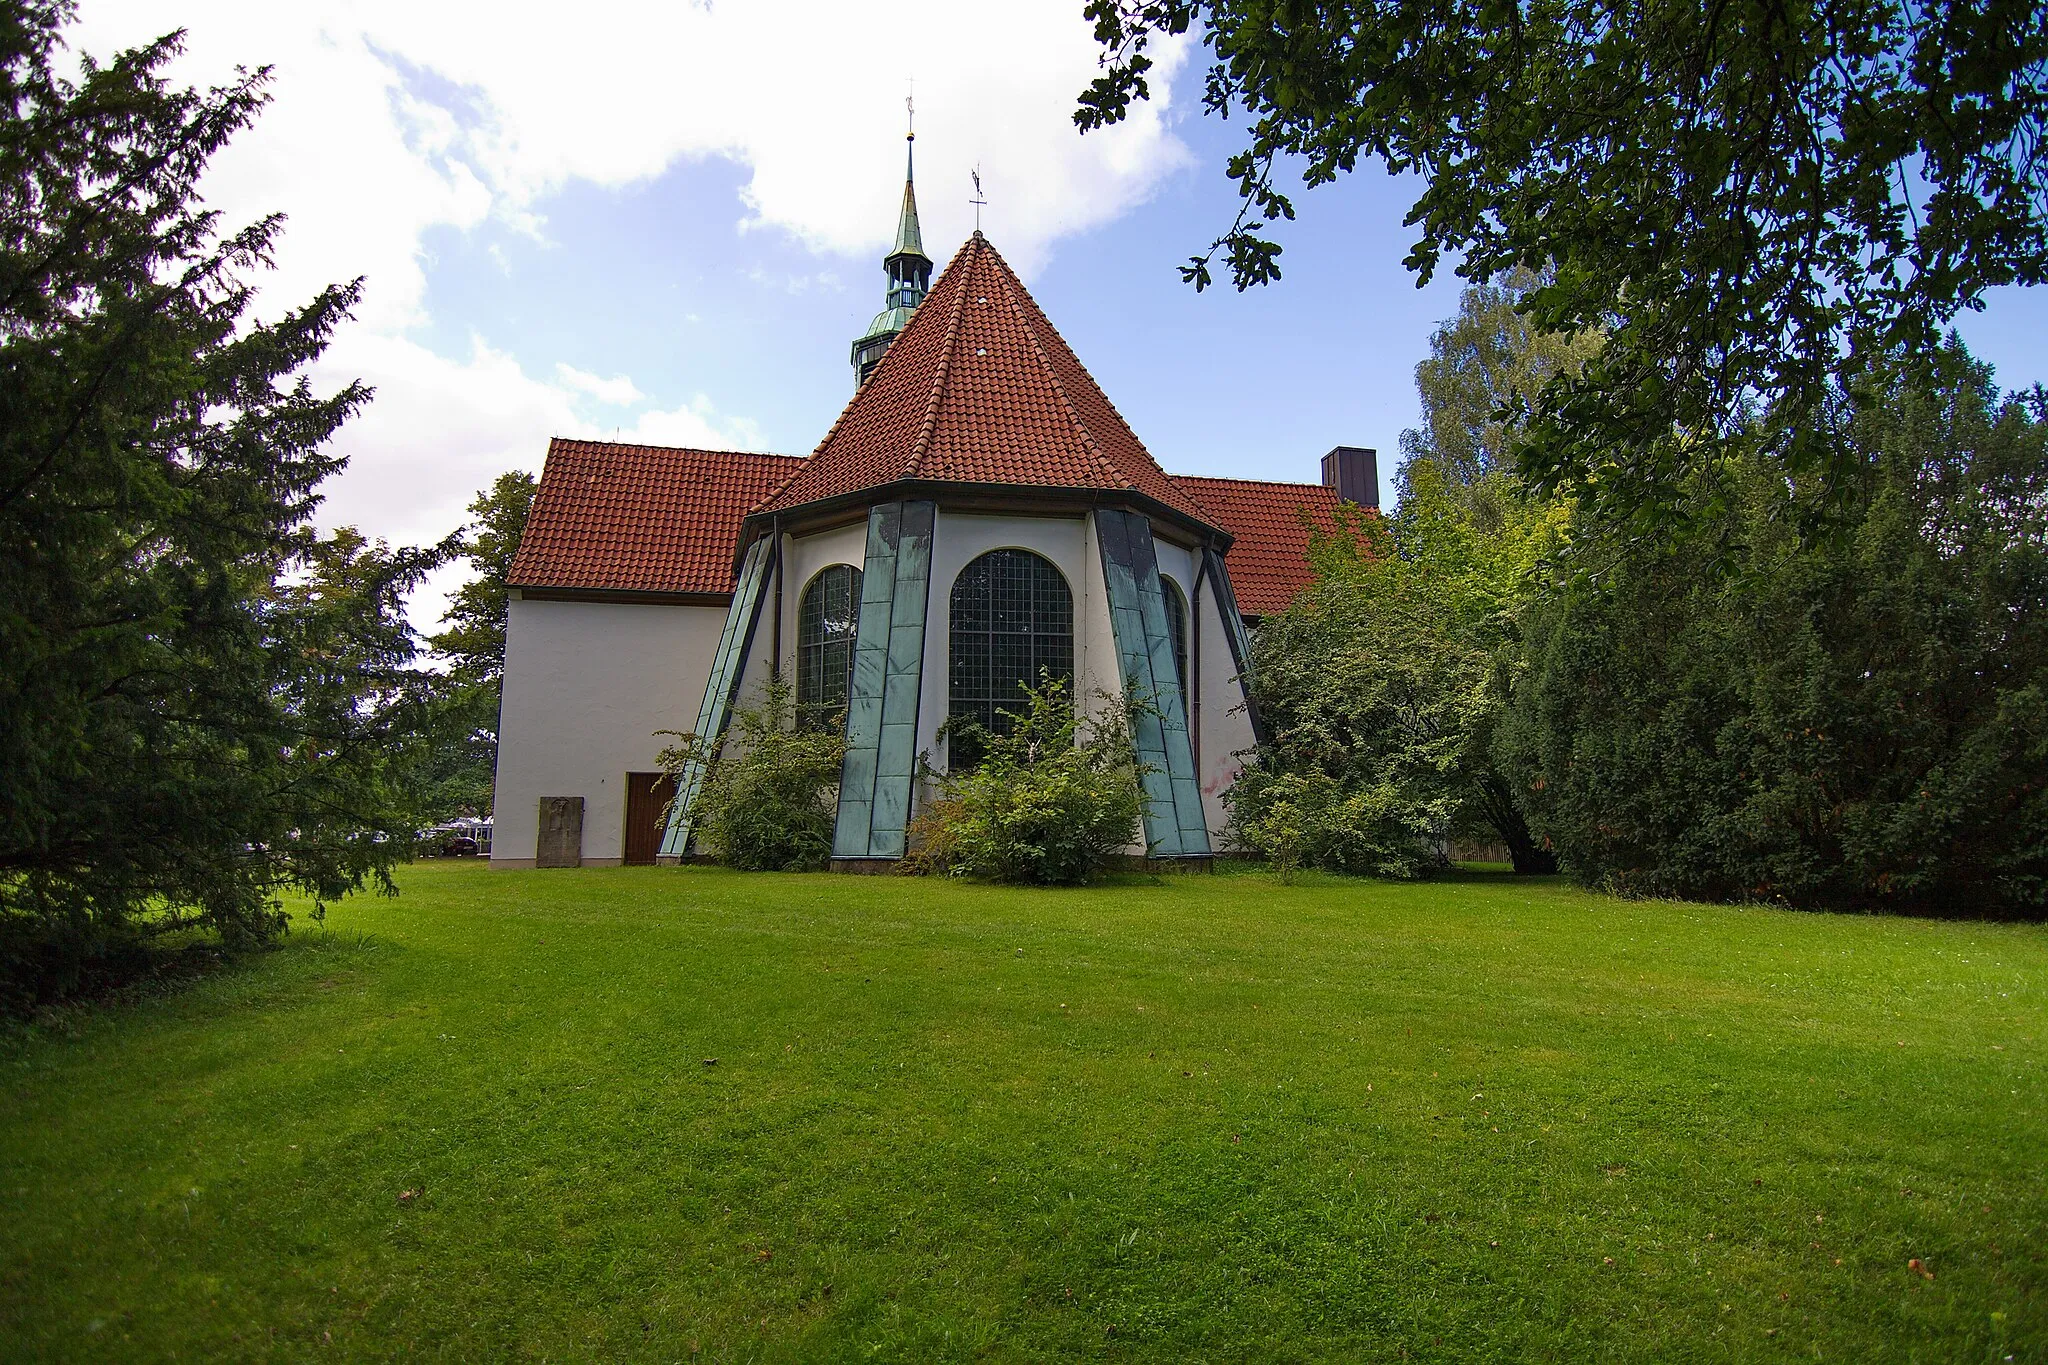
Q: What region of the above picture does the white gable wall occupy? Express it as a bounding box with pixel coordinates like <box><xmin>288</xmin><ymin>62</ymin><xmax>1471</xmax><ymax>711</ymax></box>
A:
<box><xmin>491</xmin><ymin>594</ymin><xmax>729</xmax><ymax>866</ymax></box>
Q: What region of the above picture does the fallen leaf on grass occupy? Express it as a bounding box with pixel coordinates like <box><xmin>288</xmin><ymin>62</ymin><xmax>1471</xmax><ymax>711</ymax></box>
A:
<box><xmin>702</xmin><ymin>1058</ymin><xmax>718</xmax><ymax>1067</ymax></box>
<box><xmin>1908</xmin><ymin>1258</ymin><xmax>1934</xmax><ymax>1280</ymax></box>
<box><xmin>396</xmin><ymin>1189</ymin><xmax>420</xmax><ymax>1206</ymax></box>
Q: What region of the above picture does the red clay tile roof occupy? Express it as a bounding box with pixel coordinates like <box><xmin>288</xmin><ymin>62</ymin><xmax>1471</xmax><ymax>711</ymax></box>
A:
<box><xmin>754</xmin><ymin>233</ymin><xmax>1216</xmax><ymax>527</ymax></box>
<box><xmin>1170</xmin><ymin>474</ymin><xmax>1347</xmax><ymax>616</ymax></box>
<box><xmin>507</xmin><ymin>439</ymin><xmax>804</xmax><ymax>596</ymax></box>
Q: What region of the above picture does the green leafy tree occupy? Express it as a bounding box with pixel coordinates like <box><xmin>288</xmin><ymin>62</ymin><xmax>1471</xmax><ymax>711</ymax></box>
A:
<box><xmin>1233</xmin><ymin>468</ymin><xmax>1567</xmax><ymax>875</ymax></box>
<box><xmin>0</xmin><ymin>9</ymin><xmax>427</xmax><ymax>1005</ymax></box>
<box><xmin>423</xmin><ymin>470</ymin><xmax>536</xmax><ymax>818</ymax></box>
<box><xmin>1078</xmin><ymin>0</ymin><xmax>2048</xmax><ymax>528</ymax></box>
<box><xmin>431</xmin><ymin>470</ymin><xmax>535</xmax><ymax>688</ymax></box>
<box><xmin>657</xmin><ymin>678</ymin><xmax>846</xmax><ymax>872</ymax></box>
<box><xmin>1396</xmin><ymin>267</ymin><xmax>1602</xmax><ymax>502</ymax></box>
<box><xmin>909</xmin><ymin>676</ymin><xmax>1145</xmax><ymax>885</ymax></box>
<box><xmin>1497</xmin><ymin>347</ymin><xmax>2048</xmax><ymax>916</ymax></box>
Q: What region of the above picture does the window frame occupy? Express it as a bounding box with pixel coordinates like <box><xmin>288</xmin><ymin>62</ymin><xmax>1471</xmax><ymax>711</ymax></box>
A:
<box><xmin>945</xmin><ymin>547</ymin><xmax>1075</xmax><ymax>766</ymax></box>
<box><xmin>1162</xmin><ymin>575</ymin><xmax>1190</xmax><ymax>694</ymax></box>
<box><xmin>795</xmin><ymin>562</ymin><xmax>863</xmax><ymax>732</ymax></box>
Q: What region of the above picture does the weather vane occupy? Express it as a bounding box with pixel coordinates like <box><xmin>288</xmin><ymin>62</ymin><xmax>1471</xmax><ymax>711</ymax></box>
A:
<box><xmin>970</xmin><ymin>165</ymin><xmax>987</xmax><ymax>231</ymax></box>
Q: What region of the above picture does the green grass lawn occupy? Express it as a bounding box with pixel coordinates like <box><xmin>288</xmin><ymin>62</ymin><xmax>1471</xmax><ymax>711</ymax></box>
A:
<box><xmin>1</xmin><ymin>864</ymin><xmax>2043</xmax><ymax>1362</ymax></box>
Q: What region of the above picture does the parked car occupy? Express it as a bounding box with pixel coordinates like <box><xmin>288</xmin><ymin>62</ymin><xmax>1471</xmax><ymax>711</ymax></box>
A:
<box><xmin>439</xmin><ymin>833</ymin><xmax>480</xmax><ymax>857</ymax></box>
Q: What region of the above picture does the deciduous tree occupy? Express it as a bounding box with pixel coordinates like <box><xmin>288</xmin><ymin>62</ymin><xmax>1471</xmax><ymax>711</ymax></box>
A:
<box><xmin>422</xmin><ymin>470</ymin><xmax>535</xmax><ymax>818</ymax></box>
<box><xmin>1079</xmin><ymin>0</ymin><xmax>2048</xmax><ymax>529</ymax></box>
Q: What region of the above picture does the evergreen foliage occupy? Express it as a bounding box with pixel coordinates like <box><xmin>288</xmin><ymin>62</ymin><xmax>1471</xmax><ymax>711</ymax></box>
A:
<box><xmin>1078</xmin><ymin>0</ymin><xmax>2048</xmax><ymax>527</ymax></box>
<box><xmin>1232</xmin><ymin>468</ymin><xmax>1566</xmax><ymax>876</ymax></box>
<box><xmin>657</xmin><ymin>678</ymin><xmax>845</xmax><ymax>872</ymax></box>
<box><xmin>1498</xmin><ymin>351</ymin><xmax>2048</xmax><ymax>916</ymax></box>
<box><xmin>909</xmin><ymin>677</ymin><xmax>1144</xmax><ymax>885</ymax></box>
<box><xmin>0</xmin><ymin>8</ymin><xmax>438</xmax><ymax>1005</ymax></box>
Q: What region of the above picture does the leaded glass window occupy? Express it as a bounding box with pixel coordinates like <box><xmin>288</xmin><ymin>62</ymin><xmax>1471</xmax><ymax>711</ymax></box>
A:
<box><xmin>947</xmin><ymin>549</ymin><xmax>1073</xmax><ymax>765</ymax></box>
<box><xmin>796</xmin><ymin>564</ymin><xmax>862</xmax><ymax>731</ymax></box>
<box><xmin>1163</xmin><ymin>577</ymin><xmax>1189</xmax><ymax>690</ymax></box>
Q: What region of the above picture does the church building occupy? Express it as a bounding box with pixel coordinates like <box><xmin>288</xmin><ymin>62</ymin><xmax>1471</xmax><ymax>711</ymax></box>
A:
<box><xmin>490</xmin><ymin>129</ymin><xmax>1378</xmax><ymax>869</ymax></box>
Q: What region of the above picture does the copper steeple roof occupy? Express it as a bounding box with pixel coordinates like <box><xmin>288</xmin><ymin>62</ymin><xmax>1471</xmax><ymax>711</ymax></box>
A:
<box><xmin>764</xmin><ymin>232</ymin><xmax>1218</xmax><ymax>529</ymax></box>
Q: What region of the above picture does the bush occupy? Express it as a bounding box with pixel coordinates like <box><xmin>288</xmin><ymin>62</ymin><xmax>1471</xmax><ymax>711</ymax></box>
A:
<box><xmin>658</xmin><ymin>679</ymin><xmax>845</xmax><ymax>872</ymax></box>
<box><xmin>907</xmin><ymin>677</ymin><xmax>1144</xmax><ymax>885</ymax></box>
<box><xmin>1497</xmin><ymin>349</ymin><xmax>2048</xmax><ymax>917</ymax></box>
<box><xmin>1230</xmin><ymin>470</ymin><xmax>1567</xmax><ymax>876</ymax></box>
<box><xmin>1228</xmin><ymin>768</ymin><xmax>1440</xmax><ymax>881</ymax></box>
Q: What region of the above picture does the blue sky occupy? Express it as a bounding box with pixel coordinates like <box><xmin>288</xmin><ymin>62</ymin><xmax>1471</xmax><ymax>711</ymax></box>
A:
<box><xmin>69</xmin><ymin>0</ymin><xmax>2048</xmax><ymax>624</ymax></box>
<box><xmin>411</xmin><ymin>114</ymin><xmax>1471</xmax><ymax>492</ymax></box>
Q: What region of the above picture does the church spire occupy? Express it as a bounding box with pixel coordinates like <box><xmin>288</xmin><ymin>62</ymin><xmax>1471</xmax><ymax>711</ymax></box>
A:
<box><xmin>893</xmin><ymin>133</ymin><xmax>924</xmax><ymax>259</ymax></box>
<box><xmin>851</xmin><ymin>103</ymin><xmax>934</xmax><ymax>388</ymax></box>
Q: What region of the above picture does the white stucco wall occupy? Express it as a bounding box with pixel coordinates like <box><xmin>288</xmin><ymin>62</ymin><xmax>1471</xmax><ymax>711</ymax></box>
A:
<box><xmin>492</xmin><ymin>595</ymin><xmax>729</xmax><ymax>866</ymax></box>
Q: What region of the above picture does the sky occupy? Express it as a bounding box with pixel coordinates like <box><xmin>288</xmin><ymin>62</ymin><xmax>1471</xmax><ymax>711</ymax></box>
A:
<box><xmin>69</xmin><ymin>2</ymin><xmax>2048</xmax><ymax>625</ymax></box>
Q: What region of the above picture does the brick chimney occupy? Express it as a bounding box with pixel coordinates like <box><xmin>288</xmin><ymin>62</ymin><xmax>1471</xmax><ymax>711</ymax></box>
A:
<box><xmin>1320</xmin><ymin>446</ymin><xmax>1380</xmax><ymax>508</ymax></box>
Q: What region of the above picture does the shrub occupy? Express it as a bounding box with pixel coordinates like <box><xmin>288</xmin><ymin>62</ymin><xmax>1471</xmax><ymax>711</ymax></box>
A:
<box><xmin>658</xmin><ymin>679</ymin><xmax>845</xmax><ymax>872</ymax></box>
<box><xmin>1228</xmin><ymin>767</ymin><xmax>1441</xmax><ymax>881</ymax></box>
<box><xmin>908</xmin><ymin>677</ymin><xmax>1144</xmax><ymax>885</ymax></box>
<box><xmin>1232</xmin><ymin>469</ymin><xmax>1567</xmax><ymax>876</ymax></box>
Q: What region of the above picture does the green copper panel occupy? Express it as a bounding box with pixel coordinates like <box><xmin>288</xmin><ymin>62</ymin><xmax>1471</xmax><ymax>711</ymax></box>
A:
<box><xmin>1199</xmin><ymin>545</ymin><xmax>1268</xmax><ymax>747</ymax></box>
<box><xmin>833</xmin><ymin>501</ymin><xmax>936</xmax><ymax>859</ymax></box>
<box><xmin>661</xmin><ymin>534</ymin><xmax>776</xmax><ymax>857</ymax></box>
<box><xmin>1096</xmin><ymin>510</ymin><xmax>1210</xmax><ymax>858</ymax></box>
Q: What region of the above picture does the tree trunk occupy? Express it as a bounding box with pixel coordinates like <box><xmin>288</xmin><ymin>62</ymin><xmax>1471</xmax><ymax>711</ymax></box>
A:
<box><xmin>1474</xmin><ymin>772</ymin><xmax>1558</xmax><ymax>874</ymax></box>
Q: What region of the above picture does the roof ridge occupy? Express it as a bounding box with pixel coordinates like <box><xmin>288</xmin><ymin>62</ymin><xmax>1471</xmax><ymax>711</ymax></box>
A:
<box><xmin>991</xmin><ymin>245</ymin><xmax>1132</xmax><ymax>492</ymax></box>
<box><xmin>751</xmin><ymin>450</ymin><xmax>814</xmax><ymax>516</ymax></box>
<box><xmin>1172</xmin><ymin>471</ymin><xmax>1331</xmax><ymax>490</ymax></box>
<box><xmin>783</xmin><ymin>233</ymin><xmax>980</xmax><ymax>505</ymax></box>
<box><xmin>903</xmin><ymin>236</ymin><xmax>976</xmax><ymax>479</ymax></box>
<box><xmin>1001</xmin><ymin>263</ymin><xmax>1169</xmax><ymax>490</ymax></box>
<box><xmin>550</xmin><ymin>436</ymin><xmax>802</xmax><ymax>463</ymax></box>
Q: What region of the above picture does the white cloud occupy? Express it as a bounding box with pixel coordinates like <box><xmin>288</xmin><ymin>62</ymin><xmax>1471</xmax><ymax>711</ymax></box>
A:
<box><xmin>71</xmin><ymin>1</ymin><xmax>1191</xmax><ymax>322</ymax></box>
<box><xmin>313</xmin><ymin>333</ymin><xmax>763</xmax><ymax>626</ymax></box>
<box><xmin>553</xmin><ymin>363</ymin><xmax>644</xmax><ymax>406</ymax></box>
<box><xmin>65</xmin><ymin>2</ymin><xmax>1196</xmax><ymax>621</ymax></box>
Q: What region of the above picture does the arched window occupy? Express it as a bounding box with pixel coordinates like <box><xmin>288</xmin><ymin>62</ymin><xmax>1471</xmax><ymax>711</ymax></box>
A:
<box><xmin>796</xmin><ymin>564</ymin><xmax>862</xmax><ymax>730</ymax></box>
<box><xmin>1163</xmin><ymin>577</ymin><xmax>1189</xmax><ymax>692</ymax></box>
<box><xmin>948</xmin><ymin>548</ymin><xmax>1074</xmax><ymax>763</ymax></box>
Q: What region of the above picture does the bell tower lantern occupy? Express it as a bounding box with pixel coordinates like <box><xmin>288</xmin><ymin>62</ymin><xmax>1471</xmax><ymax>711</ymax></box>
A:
<box><xmin>850</xmin><ymin>110</ymin><xmax>933</xmax><ymax>387</ymax></box>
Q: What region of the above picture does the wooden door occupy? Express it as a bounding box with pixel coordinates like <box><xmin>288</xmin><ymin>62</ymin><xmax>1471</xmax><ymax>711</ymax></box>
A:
<box><xmin>622</xmin><ymin>772</ymin><xmax>677</xmax><ymax>865</ymax></box>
